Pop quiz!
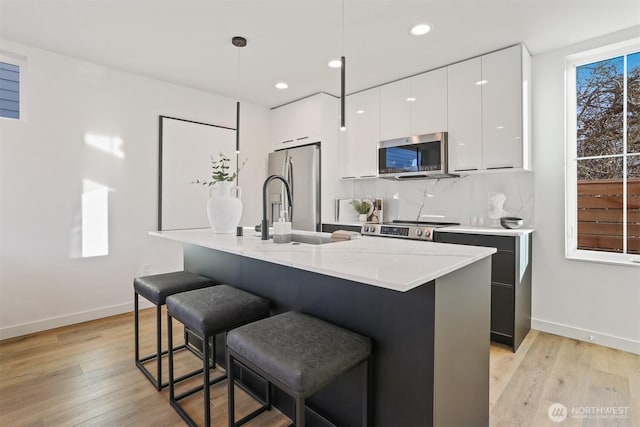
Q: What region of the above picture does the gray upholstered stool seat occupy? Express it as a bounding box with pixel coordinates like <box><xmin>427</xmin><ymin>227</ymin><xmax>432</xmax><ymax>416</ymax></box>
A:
<box><xmin>133</xmin><ymin>271</ymin><xmax>216</xmax><ymax>391</ymax></box>
<box><xmin>134</xmin><ymin>271</ymin><xmax>214</xmax><ymax>305</ymax></box>
<box><xmin>166</xmin><ymin>285</ymin><xmax>271</xmax><ymax>427</ymax></box>
<box><xmin>227</xmin><ymin>311</ymin><xmax>372</xmax><ymax>427</ymax></box>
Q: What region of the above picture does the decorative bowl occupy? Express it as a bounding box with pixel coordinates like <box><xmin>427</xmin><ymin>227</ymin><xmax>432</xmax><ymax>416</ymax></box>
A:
<box><xmin>500</xmin><ymin>217</ymin><xmax>524</xmax><ymax>229</ymax></box>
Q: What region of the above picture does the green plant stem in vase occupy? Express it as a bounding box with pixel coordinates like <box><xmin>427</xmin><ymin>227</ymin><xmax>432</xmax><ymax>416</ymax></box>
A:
<box><xmin>192</xmin><ymin>153</ymin><xmax>247</xmax><ymax>186</ymax></box>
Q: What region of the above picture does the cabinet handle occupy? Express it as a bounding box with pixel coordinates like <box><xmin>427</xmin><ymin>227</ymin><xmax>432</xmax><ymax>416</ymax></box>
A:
<box><xmin>454</xmin><ymin>168</ymin><xmax>478</xmax><ymax>172</ymax></box>
<box><xmin>296</xmin><ymin>136</ymin><xmax>309</xmax><ymax>141</ymax></box>
<box><xmin>486</xmin><ymin>166</ymin><xmax>514</xmax><ymax>170</ymax></box>
<box><xmin>360</xmin><ymin>175</ymin><xmax>377</xmax><ymax>178</ymax></box>
<box><xmin>281</xmin><ymin>139</ymin><xmax>294</xmax><ymax>144</ymax></box>
<box><xmin>341</xmin><ymin>176</ymin><xmax>356</xmax><ymax>179</ymax></box>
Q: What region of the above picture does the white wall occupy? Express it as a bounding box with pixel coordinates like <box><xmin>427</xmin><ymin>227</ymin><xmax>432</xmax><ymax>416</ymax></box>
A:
<box><xmin>0</xmin><ymin>39</ymin><xmax>270</xmax><ymax>339</ymax></box>
<box><xmin>532</xmin><ymin>27</ymin><xmax>640</xmax><ymax>354</ymax></box>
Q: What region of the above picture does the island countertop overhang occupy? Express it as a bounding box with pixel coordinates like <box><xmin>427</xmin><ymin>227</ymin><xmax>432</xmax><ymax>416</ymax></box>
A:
<box><xmin>150</xmin><ymin>229</ymin><xmax>496</xmax><ymax>292</ymax></box>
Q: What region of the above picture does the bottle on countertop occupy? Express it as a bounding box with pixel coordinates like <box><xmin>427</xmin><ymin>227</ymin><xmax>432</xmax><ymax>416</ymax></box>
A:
<box><xmin>273</xmin><ymin>210</ymin><xmax>291</xmax><ymax>243</ymax></box>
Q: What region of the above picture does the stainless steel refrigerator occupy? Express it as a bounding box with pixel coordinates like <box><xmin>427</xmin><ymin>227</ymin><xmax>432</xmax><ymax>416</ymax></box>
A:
<box><xmin>267</xmin><ymin>144</ymin><xmax>320</xmax><ymax>231</ymax></box>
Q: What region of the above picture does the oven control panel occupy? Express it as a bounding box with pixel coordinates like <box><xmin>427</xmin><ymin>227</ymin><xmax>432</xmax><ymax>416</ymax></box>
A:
<box><xmin>361</xmin><ymin>224</ymin><xmax>434</xmax><ymax>241</ymax></box>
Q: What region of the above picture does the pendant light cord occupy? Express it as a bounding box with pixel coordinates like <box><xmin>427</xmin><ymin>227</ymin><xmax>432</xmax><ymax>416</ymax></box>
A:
<box><xmin>340</xmin><ymin>0</ymin><xmax>346</xmax><ymax>130</ymax></box>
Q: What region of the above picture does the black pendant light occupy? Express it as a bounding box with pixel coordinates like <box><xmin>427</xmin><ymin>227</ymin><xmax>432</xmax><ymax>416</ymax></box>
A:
<box><xmin>232</xmin><ymin>36</ymin><xmax>246</xmax><ymax>185</ymax></box>
<box><xmin>340</xmin><ymin>0</ymin><xmax>346</xmax><ymax>131</ymax></box>
<box><xmin>341</xmin><ymin>55</ymin><xmax>346</xmax><ymax>131</ymax></box>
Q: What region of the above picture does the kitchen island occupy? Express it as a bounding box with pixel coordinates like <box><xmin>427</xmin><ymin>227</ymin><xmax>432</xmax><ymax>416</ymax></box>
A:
<box><xmin>151</xmin><ymin>229</ymin><xmax>496</xmax><ymax>427</ymax></box>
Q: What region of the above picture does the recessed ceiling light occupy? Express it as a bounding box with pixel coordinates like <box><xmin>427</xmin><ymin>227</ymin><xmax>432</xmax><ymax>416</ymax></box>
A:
<box><xmin>410</xmin><ymin>23</ymin><xmax>432</xmax><ymax>36</ymax></box>
<box><xmin>328</xmin><ymin>59</ymin><xmax>342</xmax><ymax>68</ymax></box>
<box><xmin>406</xmin><ymin>97</ymin><xmax>416</xmax><ymax>102</ymax></box>
<box><xmin>356</xmin><ymin>110</ymin><xmax>365</xmax><ymax>114</ymax></box>
<box><xmin>475</xmin><ymin>80</ymin><xmax>488</xmax><ymax>86</ymax></box>
<box><xmin>275</xmin><ymin>82</ymin><xmax>288</xmax><ymax>89</ymax></box>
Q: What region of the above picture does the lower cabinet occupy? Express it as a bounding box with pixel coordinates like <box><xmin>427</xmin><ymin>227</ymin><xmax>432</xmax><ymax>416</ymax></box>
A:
<box><xmin>435</xmin><ymin>231</ymin><xmax>532</xmax><ymax>352</ymax></box>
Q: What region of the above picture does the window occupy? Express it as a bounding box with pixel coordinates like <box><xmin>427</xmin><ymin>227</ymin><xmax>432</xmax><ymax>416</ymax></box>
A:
<box><xmin>566</xmin><ymin>38</ymin><xmax>640</xmax><ymax>265</ymax></box>
<box><xmin>0</xmin><ymin>61</ymin><xmax>20</xmax><ymax>119</ymax></box>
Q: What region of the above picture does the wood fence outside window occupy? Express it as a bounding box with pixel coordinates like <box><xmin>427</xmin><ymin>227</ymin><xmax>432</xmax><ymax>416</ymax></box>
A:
<box><xmin>577</xmin><ymin>178</ymin><xmax>640</xmax><ymax>254</ymax></box>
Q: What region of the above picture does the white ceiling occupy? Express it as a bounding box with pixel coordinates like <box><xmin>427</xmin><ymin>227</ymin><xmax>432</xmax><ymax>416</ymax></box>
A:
<box><xmin>1</xmin><ymin>0</ymin><xmax>638</xmax><ymax>108</ymax></box>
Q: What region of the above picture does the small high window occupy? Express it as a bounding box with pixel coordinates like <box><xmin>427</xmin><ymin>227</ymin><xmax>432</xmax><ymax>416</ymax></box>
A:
<box><xmin>0</xmin><ymin>61</ymin><xmax>20</xmax><ymax>119</ymax></box>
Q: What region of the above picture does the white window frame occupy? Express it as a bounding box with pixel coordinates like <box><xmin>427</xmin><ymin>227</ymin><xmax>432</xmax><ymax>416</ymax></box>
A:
<box><xmin>565</xmin><ymin>37</ymin><xmax>640</xmax><ymax>267</ymax></box>
<box><xmin>0</xmin><ymin>50</ymin><xmax>27</xmax><ymax>122</ymax></box>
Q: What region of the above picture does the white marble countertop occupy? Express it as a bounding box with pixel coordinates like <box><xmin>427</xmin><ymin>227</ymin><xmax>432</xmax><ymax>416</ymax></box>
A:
<box><xmin>150</xmin><ymin>228</ymin><xmax>495</xmax><ymax>292</ymax></box>
<box><xmin>437</xmin><ymin>225</ymin><xmax>534</xmax><ymax>237</ymax></box>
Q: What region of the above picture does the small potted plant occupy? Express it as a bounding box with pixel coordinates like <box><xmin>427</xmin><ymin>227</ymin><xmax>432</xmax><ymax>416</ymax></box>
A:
<box><xmin>192</xmin><ymin>153</ymin><xmax>246</xmax><ymax>234</ymax></box>
<box><xmin>350</xmin><ymin>199</ymin><xmax>373</xmax><ymax>223</ymax></box>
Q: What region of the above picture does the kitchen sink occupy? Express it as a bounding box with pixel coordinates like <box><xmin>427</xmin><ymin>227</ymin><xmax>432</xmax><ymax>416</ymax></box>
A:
<box><xmin>290</xmin><ymin>233</ymin><xmax>334</xmax><ymax>245</ymax></box>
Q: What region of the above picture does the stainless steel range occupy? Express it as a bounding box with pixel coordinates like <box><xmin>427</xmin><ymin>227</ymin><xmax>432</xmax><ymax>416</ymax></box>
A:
<box><xmin>361</xmin><ymin>220</ymin><xmax>460</xmax><ymax>241</ymax></box>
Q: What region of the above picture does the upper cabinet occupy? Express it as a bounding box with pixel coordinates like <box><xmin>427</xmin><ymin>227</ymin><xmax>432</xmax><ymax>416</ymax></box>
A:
<box><xmin>340</xmin><ymin>87</ymin><xmax>380</xmax><ymax>178</ymax></box>
<box><xmin>448</xmin><ymin>45</ymin><xmax>532</xmax><ymax>172</ymax></box>
<box><xmin>379</xmin><ymin>68</ymin><xmax>448</xmax><ymax>141</ymax></box>
<box><xmin>481</xmin><ymin>45</ymin><xmax>529</xmax><ymax>170</ymax></box>
<box><xmin>271</xmin><ymin>95</ymin><xmax>324</xmax><ymax>148</ymax></box>
<box><xmin>410</xmin><ymin>68</ymin><xmax>448</xmax><ymax>137</ymax></box>
<box><xmin>447</xmin><ymin>58</ymin><xmax>483</xmax><ymax>172</ymax></box>
<box><xmin>379</xmin><ymin>79</ymin><xmax>411</xmax><ymax>141</ymax></box>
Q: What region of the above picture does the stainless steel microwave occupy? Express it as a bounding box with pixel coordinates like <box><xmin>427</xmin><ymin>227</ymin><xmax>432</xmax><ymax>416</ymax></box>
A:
<box><xmin>377</xmin><ymin>132</ymin><xmax>456</xmax><ymax>179</ymax></box>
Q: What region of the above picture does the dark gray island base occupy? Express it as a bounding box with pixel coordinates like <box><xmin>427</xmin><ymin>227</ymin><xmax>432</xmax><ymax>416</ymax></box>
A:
<box><xmin>182</xmin><ymin>243</ymin><xmax>491</xmax><ymax>427</ymax></box>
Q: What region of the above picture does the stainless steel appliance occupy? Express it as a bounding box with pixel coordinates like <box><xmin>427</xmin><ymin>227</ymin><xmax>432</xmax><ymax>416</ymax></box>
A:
<box><xmin>361</xmin><ymin>220</ymin><xmax>459</xmax><ymax>241</ymax></box>
<box><xmin>267</xmin><ymin>144</ymin><xmax>320</xmax><ymax>231</ymax></box>
<box><xmin>377</xmin><ymin>132</ymin><xmax>457</xmax><ymax>179</ymax></box>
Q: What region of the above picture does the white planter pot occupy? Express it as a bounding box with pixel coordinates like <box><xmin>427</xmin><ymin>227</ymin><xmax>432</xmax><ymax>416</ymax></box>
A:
<box><xmin>358</xmin><ymin>214</ymin><xmax>368</xmax><ymax>222</ymax></box>
<box><xmin>206</xmin><ymin>181</ymin><xmax>242</xmax><ymax>234</ymax></box>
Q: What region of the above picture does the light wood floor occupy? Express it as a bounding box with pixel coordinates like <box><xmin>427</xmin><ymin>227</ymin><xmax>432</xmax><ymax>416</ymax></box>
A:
<box><xmin>1</xmin><ymin>308</ymin><xmax>638</xmax><ymax>426</ymax></box>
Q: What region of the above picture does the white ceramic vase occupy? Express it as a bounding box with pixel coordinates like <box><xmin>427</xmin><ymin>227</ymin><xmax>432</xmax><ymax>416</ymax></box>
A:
<box><xmin>206</xmin><ymin>181</ymin><xmax>242</xmax><ymax>234</ymax></box>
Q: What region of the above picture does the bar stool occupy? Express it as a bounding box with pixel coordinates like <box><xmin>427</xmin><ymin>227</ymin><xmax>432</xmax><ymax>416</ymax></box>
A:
<box><xmin>226</xmin><ymin>311</ymin><xmax>372</xmax><ymax>427</ymax></box>
<box><xmin>166</xmin><ymin>285</ymin><xmax>271</xmax><ymax>427</ymax></box>
<box><xmin>133</xmin><ymin>271</ymin><xmax>216</xmax><ymax>390</ymax></box>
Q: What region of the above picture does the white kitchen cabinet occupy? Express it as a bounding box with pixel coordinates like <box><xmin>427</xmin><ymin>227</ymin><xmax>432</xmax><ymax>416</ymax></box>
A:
<box><xmin>447</xmin><ymin>57</ymin><xmax>483</xmax><ymax>172</ymax></box>
<box><xmin>379</xmin><ymin>79</ymin><xmax>411</xmax><ymax>141</ymax></box>
<box><xmin>482</xmin><ymin>45</ymin><xmax>522</xmax><ymax>169</ymax></box>
<box><xmin>271</xmin><ymin>94</ymin><xmax>323</xmax><ymax>148</ymax></box>
<box><xmin>410</xmin><ymin>67</ymin><xmax>448</xmax><ymax>136</ymax></box>
<box><xmin>447</xmin><ymin>44</ymin><xmax>531</xmax><ymax>172</ymax></box>
<box><xmin>380</xmin><ymin>69</ymin><xmax>447</xmax><ymax>141</ymax></box>
<box><xmin>339</xmin><ymin>96</ymin><xmax>358</xmax><ymax>178</ymax></box>
<box><xmin>270</xmin><ymin>93</ymin><xmax>340</xmax><ymax>224</ymax></box>
<box><xmin>339</xmin><ymin>87</ymin><xmax>380</xmax><ymax>178</ymax></box>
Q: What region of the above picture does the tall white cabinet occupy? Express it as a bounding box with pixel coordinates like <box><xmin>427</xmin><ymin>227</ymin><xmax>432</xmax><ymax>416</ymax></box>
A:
<box><xmin>340</xmin><ymin>87</ymin><xmax>379</xmax><ymax>178</ymax></box>
<box><xmin>270</xmin><ymin>93</ymin><xmax>340</xmax><ymax>223</ymax></box>
<box><xmin>448</xmin><ymin>45</ymin><xmax>531</xmax><ymax>172</ymax></box>
<box><xmin>447</xmin><ymin>57</ymin><xmax>483</xmax><ymax>172</ymax></box>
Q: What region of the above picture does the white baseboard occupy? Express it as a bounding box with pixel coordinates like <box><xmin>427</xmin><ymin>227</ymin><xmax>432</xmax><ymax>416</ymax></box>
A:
<box><xmin>0</xmin><ymin>299</ymin><xmax>155</xmax><ymax>341</ymax></box>
<box><xmin>532</xmin><ymin>318</ymin><xmax>640</xmax><ymax>355</ymax></box>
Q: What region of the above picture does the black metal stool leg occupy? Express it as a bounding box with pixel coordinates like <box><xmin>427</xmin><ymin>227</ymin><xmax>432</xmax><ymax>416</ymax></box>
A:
<box><xmin>204</xmin><ymin>334</ymin><xmax>211</xmax><ymax>427</ymax></box>
<box><xmin>362</xmin><ymin>357</ymin><xmax>370</xmax><ymax>427</ymax></box>
<box><xmin>155</xmin><ymin>304</ymin><xmax>162</xmax><ymax>391</ymax></box>
<box><xmin>134</xmin><ymin>292</ymin><xmax>139</xmax><ymax>363</ymax></box>
<box><xmin>296</xmin><ymin>395</ymin><xmax>305</xmax><ymax>427</ymax></box>
<box><xmin>228</xmin><ymin>352</ymin><xmax>235</xmax><ymax>427</ymax></box>
<box><xmin>168</xmin><ymin>313</ymin><xmax>174</xmax><ymax>401</ymax></box>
